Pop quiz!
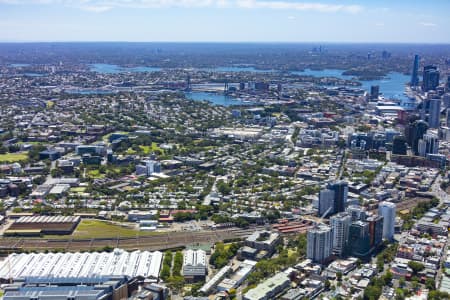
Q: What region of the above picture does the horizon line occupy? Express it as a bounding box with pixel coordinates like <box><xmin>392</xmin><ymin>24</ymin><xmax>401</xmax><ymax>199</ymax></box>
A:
<box><xmin>1</xmin><ymin>41</ymin><xmax>450</xmax><ymax>45</ymax></box>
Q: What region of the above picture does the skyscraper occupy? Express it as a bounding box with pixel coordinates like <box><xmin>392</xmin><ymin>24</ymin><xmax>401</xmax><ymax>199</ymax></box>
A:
<box><xmin>367</xmin><ymin>215</ymin><xmax>384</xmax><ymax>249</ymax></box>
<box><xmin>370</xmin><ymin>85</ymin><xmax>380</xmax><ymax>100</ymax></box>
<box><xmin>423</xmin><ymin>65</ymin><xmax>440</xmax><ymax>92</ymax></box>
<box><xmin>406</xmin><ymin>120</ymin><xmax>429</xmax><ymax>155</ymax></box>
<box><xmin>392</xmin><ymin>135</ymin><xmax>407</xmax><ymax>155</ymax></box>
<box><xmin>329</xmin><ymin>181</ymin><xmax>348</xmax><ymax>214</ymax></box>
<box><xmin>428</xmin><ymin>98</ymin><xmax>441</xmax><ymax>128</ymax></box>
<box><xmin>318</xmin><ymin>189</ymin><xmax>334</xmax><ymax>217</ymax></box>
<box><xmin>418</xmin><ymin>132</ymin><xmax>439</xmax><ymax>157</ymax></box>
<box><xmin>447</xmin><ymin>109</ymin><xmax>450</xmax><ymax>127</ymax></box>
<box><xmin>307</xmin><ymin>224</ymin><xmax>332</xmax><ymax>264</ymax></box>
<box><xmin>346</xmin><ymin>205</ymin><xmax>367</xmax><ymax>222</ymax></box>
<box><xmin>348</xmin><ymin>221</ymin><xmax>371</xmax><ymax>258</ymax></box>
<box><xmin>330</xmin><ymin>212</ymin><xmax>351</xmax><ymax>257</ymax></box>
<box><xmin>378</xmin><ymin>202</ymin><xmax>396</xmax><ymax>241</ymax></box>
<box><xmin>411</xmin><ymin>54</ymin><xmax>420</xmax><ymax>87</ymax></box>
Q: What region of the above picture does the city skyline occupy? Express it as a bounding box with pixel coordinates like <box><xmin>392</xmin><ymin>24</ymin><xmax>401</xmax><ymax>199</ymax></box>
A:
<box><xmin>0</xmin><ymin>0</ymin><xmax>450</xmax><ymax>43</ymax></box>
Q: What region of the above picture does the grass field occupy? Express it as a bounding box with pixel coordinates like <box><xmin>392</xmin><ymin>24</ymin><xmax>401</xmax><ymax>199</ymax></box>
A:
<box><xmin>71</xmin><ymin>219</ymin><xmax>157</xmax><ymax>239</ymax></box>
<box><xmin>87</xmin><ymin>169</ymin><xmax>105</xmax><ymax>179</ymax></box>
<box><xmin>0</xmin><ymin>152</ymin><xmax>28</xmax><ymax>163</ymax></box>
<box><xmin>70</xmin><ymin>187</ymin><xmax>87</xmax><ymax>193</ymax></box>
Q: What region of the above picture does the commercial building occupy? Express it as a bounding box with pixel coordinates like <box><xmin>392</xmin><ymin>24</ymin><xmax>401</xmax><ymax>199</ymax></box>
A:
<box><xmin>307</xmin><ymin>224</ymin><xmax>332</xmax><ymax>264</ymax></box>
<box><xmin>183</xmin><ymin>250</ymin><xmax>207</xmax><ymax>282</ymax></box>
<box><xmin>244</xmin><ymin>231</ymin><xmax>281</xmax><ymax>253</ymax></box>
<box><xmin>330</xmin><ymin>181</ymin><xmax>348</xmax><ymax>214</ymax></box>
<box><xmin>216</xmin><ymin>260</ymin><xmax>257</xmax><ymax>292</ymax></box>
<box><xmin>318</xmin><ymin>189</ymin><xmax>334</xmax><ymax>217</ymax></box>
<box><xmin>3</xmin><ymin>276</ymin><xmax>129</xmax><ymax>300</ymax></box>
<box><xmin>367</xmin><ymin>215</ymin><xmax>384</xmax><ymax>249</ymax></box>
<box><xmin>418</xmin><ymin>132</ymin><xmax>439</xmax><ymax>157</ymax></box>
<box><xmin>243</xmin><ymin>272</ymin><xmax>290</xmax><ymax>300</ymax></box>
<box><xmin>136</xmin><ymin>159</ymin><xmax>162</xmax><ymax>177</ymax></box>
<box><xmin>318</xmin><ymin>181</ymin><xmax>348</xmax><ymax>218</ymax></box>
<box><xmin>428</xmin><ymin>98</ymin><xmax>441</xmax><ymax>128</ymax></box>
<box><xmin>348</xmin><ymin>221</ymin><xmax>371</xmax><ymax>258</ymax></box>
<box><xmin>406</xmin><ymin>120</ymin><xmax>429</xmax><ymax>155</ymax></box>
<box><xmin>423</xmin><ymin>65</ymin><xmax>440</xmax><ymax>92</ymax></box>
<box><xmin>411</xmin><ymin>54</ymin><xmax>420</xmax><ymax>87</ymax></box>
<box><xmin>346</xmin><ymin>205</ymin><xmax>367</xmax><ymax>222</ymax></box>
<box><xmin>378</xmin><ymin>202</ymin><xmax>396</xmax><ymax>241</ymax></box>
<box><xmin>127</xmin><ymin>210</ymin><xmax>158</xmax><ymax>222</ymax></box>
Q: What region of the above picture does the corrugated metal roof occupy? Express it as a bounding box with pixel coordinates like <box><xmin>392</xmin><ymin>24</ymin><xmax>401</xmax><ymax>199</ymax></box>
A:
<box><xmin>0</xmin><ymin>249</ymin><xmax>162</xmax><ymax>281</ymax></box>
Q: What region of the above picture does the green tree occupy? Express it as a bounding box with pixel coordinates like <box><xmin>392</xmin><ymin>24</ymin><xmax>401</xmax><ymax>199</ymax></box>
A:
<box><xmin>383</xmin><ymin>270</ymin><xmax>393</xmax><ymax>286</ymax></box>
<box><xmin>408</xmin><ymin>261</ymin><xmax>425</xmax><ymax>275</ymax></box>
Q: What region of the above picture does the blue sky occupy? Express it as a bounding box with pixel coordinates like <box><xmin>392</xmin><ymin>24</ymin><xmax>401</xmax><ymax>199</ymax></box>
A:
<box><xmin>0</xmin><ymin>0</ymin><xmax>449</xmax><ymax>43</ymax></box>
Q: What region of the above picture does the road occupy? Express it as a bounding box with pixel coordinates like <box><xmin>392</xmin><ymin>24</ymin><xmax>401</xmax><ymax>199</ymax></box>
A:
<box><xmin>430</xmin><ymin>173</ymin><xmax>449</xmax><ymax>289</ymax></box>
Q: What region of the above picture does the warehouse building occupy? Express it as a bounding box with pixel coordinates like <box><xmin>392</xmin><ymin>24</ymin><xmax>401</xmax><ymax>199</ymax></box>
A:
<box><xmin>5</xmin><ymin>215</ymin><xmax>81</xmax><ymax>236</ymax></box>
<box><xmin>0</xmin><ymin>249</ymin><xmax>163</xmax><ymax>282</ymax></box>
<box><xmin>183</xmin><ymin>250</ymin><xmax>207</xmax><ymax>282</ymax></box>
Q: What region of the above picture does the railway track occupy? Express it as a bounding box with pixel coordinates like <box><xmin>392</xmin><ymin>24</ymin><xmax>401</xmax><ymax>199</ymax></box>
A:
<box><xmin>0</xmin><ymin>227</ymin><xmax>259</xmax><ymax>252</ymax></box>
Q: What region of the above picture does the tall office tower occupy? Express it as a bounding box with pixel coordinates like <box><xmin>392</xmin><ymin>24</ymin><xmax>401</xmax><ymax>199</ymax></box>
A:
<box><xmin>428</xmin><ymin>98</ymin><xmax>442</xmax><ymax>128</ymax></box>
<box><xmin>443</xmin><ymin>94</ymin><xmax>450</xmax><ymax>109</ymax></box>
<box><xmin>318</xmin><ymin>189</ymin><xmax>334</xmax><ymax>217</ymax></box>
<box><xmin>418</xmin><ymin>139</ymin><xmax>427</xmax><ymax>157</ymax></box>
<box><xmin>405</xmin><ymin>114</ymin><xmax>420</xmax><ymax>145</ymax></box>
<box><xmin>329</xmin><ymin>181</ymin><xmax>348</xmax><ymax>214</ymax></box>
<box><xmin>447</xmin><ymin>75</ymin><xmax>450</xmax><ymax>91</ymax></box>
<box><xmin>147</xmin><ymin>160</ymin><xmax>161</xmax><ymax>175</ymax></box>
<box><xmin>370</xmin><ymin>85</ymin><xmax>380</xmax><ymax>100</ymax></box>
<box><xmin>330</xmin><ymin>212</ymin><xmax>351</xmax><ymax>257</ymax></box>
<box><xmin>392</xmin><ymin>135</ymin><xmax>407</xmax><ymax>155</ymax></box>
<box><xmin>423</xmin><ymin>65</ymin><xmax>440</xmax><ymax>92</ymax></box>
<box><xmin>367</xmin><ymin>215</ymin><xmax>384</xmax><ymax>249</ymax></box>
<box><xmin>346</xmin><ymin>205</ymin><xmax>367</xmax><ymax>222</ymax></box>
<box><xmin>307</xmin><ymin>224</ymin><xmax>332</xmax><ymax>264</ymax></box>
<box><xmin>418</xmin><ymin>132</ymin><xmax>439</xmax><ymax>157</ymax></box>
<box><xmin>348</xmin><ymin>221</ymin><xmax>371</xmax><ymax>258</ymax></box>
<box><xmin>378</xmin><ymin>202</ymin><xmax>396</xmax><ymax>241</ymax></box>
<box><xmin>407</xmin><ymin>120</ymin><xmax>429</xmax><ymax>155</ymax></box>
<box><xmin>411</xmin><ymin>54</ymin><xmax>420</xmax><ymax>87</ymax></box>
<box><xmin>447</xmin><ymin>109</ymin><xmax>450</xmax><ymax>127</ymax></box>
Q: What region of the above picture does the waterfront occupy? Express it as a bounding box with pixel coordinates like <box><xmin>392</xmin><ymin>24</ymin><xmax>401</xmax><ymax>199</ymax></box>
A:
<box><xmin>90</xmin><ymin>63</ymin><xmax>412</xmax><ymax>103</ymax></box>
<box><xmin>185</xmin><ymin>91</ymin><xmax>256</xmax><ymax>106</ymax></box>
<box><xmin>90</xmin><ymin>63</ymin><xmax>161</xmax><ymax>73</ymax></box>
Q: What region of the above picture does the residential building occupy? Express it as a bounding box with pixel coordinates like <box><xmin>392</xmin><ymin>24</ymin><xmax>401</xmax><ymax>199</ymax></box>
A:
<box><xmin>330</xmin><ymin>212</ymin><xmax>351</xmax><ymax>257</ymax></box>
<box><xmin>307</xmin><ymin>224</ymin><xmax>332</xmax><ymax>264</ymax></box>
<box><xmin>378</xmin><ymin>202</ymin><xmax>396</xmax><ymax>241</ymax></box>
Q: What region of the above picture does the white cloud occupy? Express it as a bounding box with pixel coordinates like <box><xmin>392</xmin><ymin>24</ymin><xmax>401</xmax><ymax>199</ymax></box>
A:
<box><xmin>287</xmin><ymin>15</ymin><xmax>296</xmax><ymax>20</ymax></box>
<box><xmin>419</xmin><ymin>22</ymin><xmax>437</xmax><ymax>27</ymax></box>
<box><xmin>80</xmin><ymin>5</ymin><xmax>112</xmax><ymax>12</ymax></box>
<box><xmin>236</xmin><ymin>0</ymin><xmax>362</xmax><ymax>13</ymax></box>
<box><xmin>0</xmin><ymin>0</ymin><xmax>364</xmax><ymax>14</ymax></box>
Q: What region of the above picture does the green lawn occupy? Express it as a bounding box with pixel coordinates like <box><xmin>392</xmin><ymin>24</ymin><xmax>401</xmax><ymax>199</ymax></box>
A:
<box><xmin>71</xmin><ymin>219</ymin><xmax>158</xmax><ymax>239</ymax></box>
<box><xmin>87</xmin><ymin>169</ymin><xmax>105</xmax><ymax>179</ymax></box>
<box><xmin>140</xmin><ymin>142</ymin><xmax>163</xmax><ymax>155</ymax></box>
<box><xmin>70</xmin><ymin>187</ymin><xmax>87</xmax><ymax>193</ymax></box>
<box><xmin>0</xmin><ymin>152</ymin><xmax>29</xmax><ymax>163</ymax></box>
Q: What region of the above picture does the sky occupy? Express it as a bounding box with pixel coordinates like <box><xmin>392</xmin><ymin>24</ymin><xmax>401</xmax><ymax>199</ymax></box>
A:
<box><xmin>0</xmin><ymin>0</ymin><xmax>449</xmax><ymax>43</ymax></box>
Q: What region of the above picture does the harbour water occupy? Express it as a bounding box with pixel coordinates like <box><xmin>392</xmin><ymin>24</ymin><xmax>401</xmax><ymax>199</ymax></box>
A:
<box><xmin>89</xmin><ymin>64</ymin><xmax>413</xmax><ymax>106</ymax></box>
<box><xmin>184</xmin><ymin>92</ymin><xmax>255</xmax><ymax>107</ymax></box>
<box><xmin>90</xmin><ymin>64</ymin><xmax>161</xmax><ymax>74</ymax></box>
